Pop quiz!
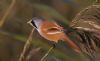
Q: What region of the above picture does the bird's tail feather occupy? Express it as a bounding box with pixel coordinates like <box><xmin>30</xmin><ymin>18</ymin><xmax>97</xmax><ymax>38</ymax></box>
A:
<box><xmin>62</xmin><ymin>35</ymin><xmax>81</xmax><ymax>53</ymax></box>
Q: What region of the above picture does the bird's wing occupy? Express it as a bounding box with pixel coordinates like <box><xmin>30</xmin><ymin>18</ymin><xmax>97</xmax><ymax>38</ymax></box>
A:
<box><xmin>70</xmin><ymin>5</ymin><xmax>100</xmax><ymax>58</ymax></box>
<box><xmin>47</xmin><ymin>27</ymin><xmax>63</xmax><ymax>34</ymax></box>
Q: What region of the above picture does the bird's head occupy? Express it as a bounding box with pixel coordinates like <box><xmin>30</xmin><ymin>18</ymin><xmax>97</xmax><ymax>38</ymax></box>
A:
<box><xmin>27</xmin><ymin>17</ymin><xmax>44</xmax><ymax>29</ymax></box>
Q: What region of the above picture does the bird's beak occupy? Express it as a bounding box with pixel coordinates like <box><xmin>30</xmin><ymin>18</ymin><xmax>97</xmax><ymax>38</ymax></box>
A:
<box><xmin>27</xmin><ymin>20</ymin><xmax>31</xmax><ymax>24</ymax></box>
<box><xmin>27</xmin><ymin>19</ymin><xmax>34</xmax><ymax>27</ymax></box>
<box><xmin>27</xmin><ymin>19</ymin><xmax>37</xmax><ymax>29</ymax></box>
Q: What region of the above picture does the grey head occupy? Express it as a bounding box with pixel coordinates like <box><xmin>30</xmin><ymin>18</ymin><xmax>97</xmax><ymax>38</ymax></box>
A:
<box><xmin>28</xmin><ymin>17</ymin><xmax>44</xmax><ymax>29</ymax></box>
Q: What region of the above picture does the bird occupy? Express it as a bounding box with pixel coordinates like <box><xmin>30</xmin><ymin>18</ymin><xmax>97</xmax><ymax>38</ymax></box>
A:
<box><xmin>27</xmin><ymin>17</ymin><xmax>81</xmax><ymax>53</ymax></box>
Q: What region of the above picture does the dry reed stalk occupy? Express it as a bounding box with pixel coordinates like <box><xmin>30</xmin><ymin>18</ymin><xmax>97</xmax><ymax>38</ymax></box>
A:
<box><xmin>40</xmin><ymin>46</ymin><xmax>54</xmax><ymax>61</ymax></box>
<box><xmin>18</xmin><ymin>28</ymin><xmax>35</xmax><ymax>61</ymax></box>
<box><xmin>0</xmin><ymin>0</ymin><xmax>16</xmax><ymax>27</ymax></box>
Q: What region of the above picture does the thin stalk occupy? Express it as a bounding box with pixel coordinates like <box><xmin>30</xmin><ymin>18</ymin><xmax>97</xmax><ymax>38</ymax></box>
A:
<box><xmin>40</xmin><ymin>46</ymin><xmax>54</xmax><ymax>61</ymax></box>
<box><xmin>0</xmin><ymin>0</ymin><xmax>16</xmax><ymax>27</ymax></box>
<box><xmin>18</xmin><ymin>28</ymin><xmax>35</xmax><ymax>61</ymax></box>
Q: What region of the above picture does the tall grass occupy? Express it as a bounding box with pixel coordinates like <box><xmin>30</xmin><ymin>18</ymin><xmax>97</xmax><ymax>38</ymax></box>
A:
<box><xmin>0</xmin><ymin>0</ymin><xmax>16</xmax><ymax>28</ymax></box>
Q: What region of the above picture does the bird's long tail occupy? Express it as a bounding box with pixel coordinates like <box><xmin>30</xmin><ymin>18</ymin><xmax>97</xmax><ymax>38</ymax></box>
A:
<box><xmin>62</xmin><ymin>35</ymin><xmax>81</xmax><ymax>53</ymax></box>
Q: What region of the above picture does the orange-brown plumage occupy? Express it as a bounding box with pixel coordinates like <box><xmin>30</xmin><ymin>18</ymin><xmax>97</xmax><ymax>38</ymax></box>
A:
<box><xmin>28</xmin><ymin>17</ymin><xmax>81</xmax><ymax>53</ymax></box>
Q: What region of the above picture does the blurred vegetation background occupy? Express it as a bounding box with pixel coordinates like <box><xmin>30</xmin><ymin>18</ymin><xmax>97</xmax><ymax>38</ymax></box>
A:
<box><xmin>0</xmin><ymin>0</ymin><xmax>100</xmax><ymax>61</ymax></box>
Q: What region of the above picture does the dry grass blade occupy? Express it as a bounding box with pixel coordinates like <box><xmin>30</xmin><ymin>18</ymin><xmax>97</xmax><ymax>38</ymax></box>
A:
<box><xmin>0</xmin><ymin>0</ymin><xmax>16</xmax><ymax>27</ymax></box>
<box><xmin>40</xmin><ymin>46</ymin><xmax>54</xmax><ymax>61</ymax></box>
<box><xmin>18</xmin><ymin>28</ymin><xmax>35</xmax><ymax>61</ymax></box>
